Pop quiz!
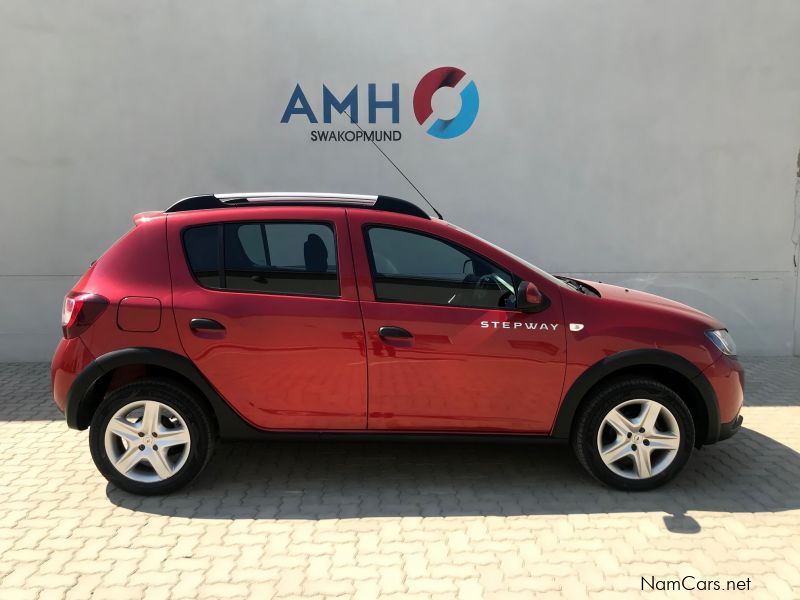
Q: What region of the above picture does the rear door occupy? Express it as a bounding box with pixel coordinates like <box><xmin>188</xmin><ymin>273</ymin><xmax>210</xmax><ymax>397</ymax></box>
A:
<box><xmin>167</xmin><ymin>207</ymin><xmax>367</xmax><ymax>430</ymax></box>
<box><xmin>347</xmin><ymin>209</ymin><xmax>567</xmax><ymax>433</ymax></box>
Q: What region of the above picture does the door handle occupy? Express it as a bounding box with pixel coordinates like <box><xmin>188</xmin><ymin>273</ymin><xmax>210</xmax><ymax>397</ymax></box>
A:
<box><xmin>189</xmin><ymin>318</ymin><xmax>226</xmax><ymax>331</ymax></box>
<box><xmin>378</xmin><ymin>326</ymin><xmax>413</xmax><ymax>339</ymax></box>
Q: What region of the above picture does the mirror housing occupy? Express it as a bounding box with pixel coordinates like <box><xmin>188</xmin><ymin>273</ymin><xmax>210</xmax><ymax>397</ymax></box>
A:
<box><xmin>516</xmin><ymin>280</ymin><xmax>549</xmax><ymax>313</ymax></box>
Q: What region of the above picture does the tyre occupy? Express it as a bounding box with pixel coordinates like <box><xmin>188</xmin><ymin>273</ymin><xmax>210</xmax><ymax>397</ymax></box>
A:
<box><xmin>89</xmin><ymin>379</ymin><xmax>215</xmax><ymax>495</ymax></box>
<box><xmin>572</xmin><ymin>378</ymin><xmax>695</xmax><ymax>491</ymax></box>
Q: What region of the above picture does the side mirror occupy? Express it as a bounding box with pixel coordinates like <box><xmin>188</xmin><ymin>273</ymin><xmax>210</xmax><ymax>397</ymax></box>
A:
<box><xmin>516</xmin><ymin>280</ymin><xmax>548</xmax><ymax>313</ymax></box>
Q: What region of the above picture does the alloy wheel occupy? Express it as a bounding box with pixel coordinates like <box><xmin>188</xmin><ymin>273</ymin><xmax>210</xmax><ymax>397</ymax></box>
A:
<box><xmin>103</xmin><ymin>400</ymin><xmax>191</xmax><ymax>483</ymax></box>
<box><xmin>596</xmin><ymin>398</ymin><xmax>680</xmax><ymax>480</ymax></box>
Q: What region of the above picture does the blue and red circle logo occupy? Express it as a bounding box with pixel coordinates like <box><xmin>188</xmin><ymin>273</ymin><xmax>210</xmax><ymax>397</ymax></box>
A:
<box><xmin>413</xmin><ymin>66</ymin><xmax>479</xmax><ymax>139</ymax></box>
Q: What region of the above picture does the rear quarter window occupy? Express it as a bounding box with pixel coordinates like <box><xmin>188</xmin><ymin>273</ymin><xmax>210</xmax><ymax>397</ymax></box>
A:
<box><xmin>183</xmin><ymin>225</ymin><xmax>219</xmax><ymax>287</ymax></box>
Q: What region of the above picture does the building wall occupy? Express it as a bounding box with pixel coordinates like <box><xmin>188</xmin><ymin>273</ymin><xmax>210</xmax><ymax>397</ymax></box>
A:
<box><xmin>1</xmin><ymin>0</ymin><xmax>799</xmax><ymax>360</ymax></box>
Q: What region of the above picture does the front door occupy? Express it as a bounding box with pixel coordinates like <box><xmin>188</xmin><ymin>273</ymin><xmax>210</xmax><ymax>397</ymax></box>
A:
<box><xmin>348</xmin><ymin>211</ymin><xmax>567</xmax><ymax>432</ymax></box>
<box><xmin>168</xmin><ymin>207</ymin><xmax>367</xmax><ymax>430</ymax></box>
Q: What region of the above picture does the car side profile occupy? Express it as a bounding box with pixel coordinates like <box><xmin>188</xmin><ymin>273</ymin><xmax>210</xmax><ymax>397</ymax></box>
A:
<box><xmin>51</xmin><ymin>192</ymin><xmax>744</xmax><ymax>495</ymax></box>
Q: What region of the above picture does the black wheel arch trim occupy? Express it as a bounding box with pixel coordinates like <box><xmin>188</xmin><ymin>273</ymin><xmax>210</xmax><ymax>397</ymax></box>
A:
<box><xmin>65</xmin><ymin>347</ymin><xmax>261</xmax><ymax>438</ymax></box>
<box><xmin>550</xmin><ymin>348</ymin><xmax>721</xmax><ymax>444</ymax></box>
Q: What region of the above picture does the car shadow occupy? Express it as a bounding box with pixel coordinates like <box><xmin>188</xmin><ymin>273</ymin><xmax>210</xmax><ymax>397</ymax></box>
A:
<box><xmin>4</xmin><ymin>362</ymin><xmax>797</xmax><ymax>532</ymax></box>
<box><xmin>106</xmin><ymin>426</ymin><xmax>800</xmax><ymax>533</ymax></box>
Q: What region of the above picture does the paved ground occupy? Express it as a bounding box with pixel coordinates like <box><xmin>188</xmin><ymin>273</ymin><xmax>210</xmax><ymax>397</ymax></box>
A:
<box><xmin>0</xmin><ymin>359</ymin><xmax>798</xmax><ymax>600</ymax></box>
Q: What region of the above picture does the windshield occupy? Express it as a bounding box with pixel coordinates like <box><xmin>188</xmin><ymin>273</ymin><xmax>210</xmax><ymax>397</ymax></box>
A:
<box><xmin>447</xmin><ymin>224</ymin><xmax>572</xmax><ymax>290</ymax></box>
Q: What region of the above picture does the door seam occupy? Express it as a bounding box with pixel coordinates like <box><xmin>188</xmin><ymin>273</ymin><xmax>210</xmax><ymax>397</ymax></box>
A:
<box><xmin>345</xmin><ymin>209</ymin><xmax>371</xmax><ymax>429</ymax></box>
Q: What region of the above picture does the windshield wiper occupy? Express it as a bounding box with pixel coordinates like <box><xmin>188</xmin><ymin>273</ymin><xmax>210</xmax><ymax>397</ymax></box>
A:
<box><xmin>557</xmin><ymin>276</ymin><xmax>591</xmax><ymax>295</ymax></box>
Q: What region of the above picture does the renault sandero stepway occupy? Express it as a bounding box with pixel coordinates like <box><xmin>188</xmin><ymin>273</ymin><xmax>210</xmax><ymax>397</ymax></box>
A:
<box><xmin>51</xmin><ymin>193</ymin><xmax>744</xmax><ymax>495</ymax></box>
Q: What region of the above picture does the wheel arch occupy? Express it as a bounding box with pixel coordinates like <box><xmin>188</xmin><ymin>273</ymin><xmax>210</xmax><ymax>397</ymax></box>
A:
<box><xmin>65</xmin><ymin>347</ymin><xmax>255</xmax><ymax>438</ymax></box>
<box><xmin>552</xmin><ymin>349</ymin><xmax>720</xmax><ymax>447</ymax></box>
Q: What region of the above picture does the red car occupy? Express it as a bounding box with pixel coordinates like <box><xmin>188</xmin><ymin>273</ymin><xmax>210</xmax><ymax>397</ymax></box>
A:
<box><xmin>51</xmin><ymin>193</ymin><xmax>744</xmax><ymax>495</ymax></box>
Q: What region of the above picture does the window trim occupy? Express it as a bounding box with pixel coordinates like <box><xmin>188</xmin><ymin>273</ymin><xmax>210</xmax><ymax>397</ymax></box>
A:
<box><xmin>181</xmin><ymin>219</ymin><xmax>341</xmax><ymax>299</ymax></box>
<box><xmin>362</xmin><ymin>224</ymin><xmax>520</xmax><ymax>310</ymax></box>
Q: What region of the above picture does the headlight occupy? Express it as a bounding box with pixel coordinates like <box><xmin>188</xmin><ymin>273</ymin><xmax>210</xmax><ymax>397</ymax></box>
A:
<box><xmin>706</xmin><ymin>329</ymin><xmax>737</xmax><ymax>356</ymax></box>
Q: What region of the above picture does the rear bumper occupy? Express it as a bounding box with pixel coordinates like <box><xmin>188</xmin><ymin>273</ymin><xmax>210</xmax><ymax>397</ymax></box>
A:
<box><xmin>51</xmin><ymin>337</ymin><xmax>95</xmax><ymax>415</ymax></box>
<box><xmin>718</xmin><ymin>413</ymin><xmax>743</xmax><ymax>442</ymax></box>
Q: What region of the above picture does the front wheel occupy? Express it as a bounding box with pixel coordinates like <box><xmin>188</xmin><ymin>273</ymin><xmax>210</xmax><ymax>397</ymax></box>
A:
<box><xmin>89</xmin><ymin>379</ymin><xmax>215</xmax><ymax>495</ymax></box>
<box><xmin>572</xmin><ymin>378</ymin><xmax>695</xmax><ymax>491</ymax></box>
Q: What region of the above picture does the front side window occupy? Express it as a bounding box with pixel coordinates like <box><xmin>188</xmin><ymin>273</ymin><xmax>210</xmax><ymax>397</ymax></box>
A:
<box><xmin>183</xmin><ymin>222</ymin><xmax>339</xmax><ymax>297</ymax></box>
<box><xmin>365</xmin><ymin>226</ymin><xmax>515</xmax><ymax>309</ymax></box>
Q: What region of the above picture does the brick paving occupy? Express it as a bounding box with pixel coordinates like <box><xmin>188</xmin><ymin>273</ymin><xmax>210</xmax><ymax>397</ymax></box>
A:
<box><xmin>0</xmin><ymin>358</ymin><xmax>798</xmax><ymax>599</ymax></box>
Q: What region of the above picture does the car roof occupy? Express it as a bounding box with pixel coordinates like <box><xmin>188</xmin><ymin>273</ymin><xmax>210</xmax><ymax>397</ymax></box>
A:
<box><xmin>164</xmin><ymin>193</ymin><xmax>431</xmax><ymax>220</ymax></box>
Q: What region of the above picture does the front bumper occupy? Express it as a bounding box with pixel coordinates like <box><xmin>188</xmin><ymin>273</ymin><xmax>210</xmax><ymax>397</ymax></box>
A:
<box><xmin>699</xmin><ymin>353</ymin><xmax>745</xmax><ymax>444</ymax></box>
<box><xmin>718</xmin><ymin>413</ymin><xmax>743</xmax><ymax>441</ymax></box>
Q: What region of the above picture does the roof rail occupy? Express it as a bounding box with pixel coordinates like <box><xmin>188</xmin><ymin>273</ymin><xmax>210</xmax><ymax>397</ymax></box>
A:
<box><xmin>164</xmin><ymin>192</ymin><xmax>431</xmax><ymax>219</ymax></box>
<box><xmin>216</xmin><ymin>192</ymin><xmax>377</xmax><ymax>203</ymax></box>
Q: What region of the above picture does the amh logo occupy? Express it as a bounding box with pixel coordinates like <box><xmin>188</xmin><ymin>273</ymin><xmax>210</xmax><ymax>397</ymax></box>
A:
<box><xmin>280</xmin><ymin>84</ymin><xmax>399</xmax><ymax>125</ymax></box>
<box><xmin>413</xmin><ymin>67</ymin><xmax>480</xmax><ymax>139</ymax></box>
<box><xmin>280</xmin><ymin>66</ymin><xmax>479</xmax><ymax>141</ymax></box>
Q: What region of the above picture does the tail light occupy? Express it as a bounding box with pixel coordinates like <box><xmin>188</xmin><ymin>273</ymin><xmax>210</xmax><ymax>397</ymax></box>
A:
<box><xmin>62</xmin><ymin>292</ymin><xmax>108</xmax><ymax>339</ymax></box>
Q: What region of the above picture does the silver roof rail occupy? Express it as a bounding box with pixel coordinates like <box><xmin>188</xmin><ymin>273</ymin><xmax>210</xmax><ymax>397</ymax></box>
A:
<box><xmin>164</xmin><ymin>192</ymin><xmax>430</xmax><ymax>219</ymax></box>
<box><xmin>214</xmin><ymin>192</ymin><xmax>378</xmax><ymax>205</ymax></box>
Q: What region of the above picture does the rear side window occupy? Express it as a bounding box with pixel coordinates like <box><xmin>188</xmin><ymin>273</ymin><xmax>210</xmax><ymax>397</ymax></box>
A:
<box><xmin>183</xmin><ymin>222</ymin><xmax>339</xmax><ymax>297</ymax></box>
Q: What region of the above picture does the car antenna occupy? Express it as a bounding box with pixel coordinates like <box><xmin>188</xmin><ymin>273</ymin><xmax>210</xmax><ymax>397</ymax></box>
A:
<box><xmin>341</xmin><ymin>109</ymin><xmax>444</xmax><ymax>220</ymax></box>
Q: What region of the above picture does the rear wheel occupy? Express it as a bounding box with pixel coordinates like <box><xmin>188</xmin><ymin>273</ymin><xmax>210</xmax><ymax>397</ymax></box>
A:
<box><xmin>572</xmin><ymin>378</ymin><xmax>695</xmax><ymax>491</ymax></box>
<box><xmin>89</xmin><ymin>379</ymin><xmax>214</xmax><ymax>495</ymax></box>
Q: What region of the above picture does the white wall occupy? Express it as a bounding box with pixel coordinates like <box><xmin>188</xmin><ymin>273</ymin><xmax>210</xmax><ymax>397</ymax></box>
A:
<box><xmin>1</xmin><ymin>0</ymin><xmax>799</xmax><ymax>360</ymax></box>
